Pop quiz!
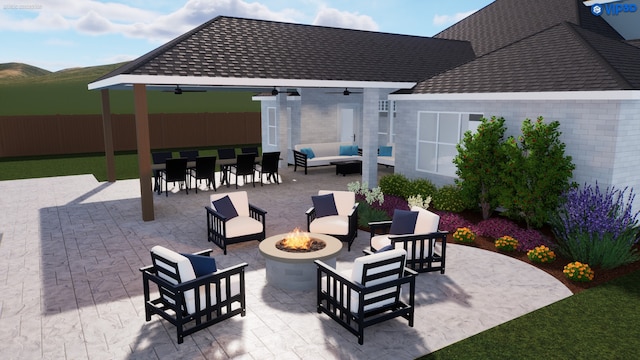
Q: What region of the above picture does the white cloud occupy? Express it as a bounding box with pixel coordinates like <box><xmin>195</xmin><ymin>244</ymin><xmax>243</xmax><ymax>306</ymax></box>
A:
<box><xmin>433</xmin><ymin>9</ymin><xmax>478</xmax><ymax>27</ymax></box>
<box><xmin>312</xmin><ymin>7</ymin><xmax>378</xmax><ymax>31</ymax></box>
<box><xmin>0</xmin><ymin>0</ymin><xmax>379</xmax><ymax>42</ymax></box>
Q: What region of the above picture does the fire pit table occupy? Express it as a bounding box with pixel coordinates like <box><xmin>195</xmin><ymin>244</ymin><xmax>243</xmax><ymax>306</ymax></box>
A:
<box><xmin>259</xmin><ymin>232</ymin><xmax>342</xmax><ymax>291</ymax></box>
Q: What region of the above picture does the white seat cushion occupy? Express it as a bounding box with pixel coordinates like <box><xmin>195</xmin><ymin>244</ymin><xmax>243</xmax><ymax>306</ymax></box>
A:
<box><xmin>310</xmin><ymin>215</ymin><xmax>349</xmax><ymax>235</ymax></box>
<box><xmin>412</xmin><ymin>206</ymin><xmax>439</xmax><ymax>233</ymax></box>
<box><xmin>350</xmin><ymin>249</ymin><xmax>406</xmax><ymax>311</ymax></box>
<box><xmin>224</xmin><ymin>216</ymin><xmax>264</xmax><ymax>238</ymax></box>
<box><xmin>151</xmin><ymin>246</ymin><xmax>198</xmax><ymax>314</ymax></box>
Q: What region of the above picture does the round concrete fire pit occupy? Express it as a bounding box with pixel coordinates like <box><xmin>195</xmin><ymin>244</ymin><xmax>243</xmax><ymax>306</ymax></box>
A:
<box><xmin>259</xmin><ymin>233</ymin><xmax>342</xmax><ymax>291</ymax></box>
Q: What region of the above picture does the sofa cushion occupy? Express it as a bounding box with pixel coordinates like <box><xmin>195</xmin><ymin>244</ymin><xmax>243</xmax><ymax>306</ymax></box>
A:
<box><xmin>412</xmin><ymin>206</ymin><xmax>440</xmax><ymax>234</ymax></box>
<box><xmin>181</xmin><ymin>253</ymin><xmax>217</xmax><ymax>277</ymax></box>
<box><xmin>312</xmin><ymin>193</ymin><xmax>339</xmax><ymax>217</ymax></box>
<box><xmin>212</xmin><ymin>195</ymin><xmax>238</xmax><ymax>219</ymax></box>
<box><xmin>211</xmin><ymin>192</ymin><xmax>250</xmax><ymax>217</ymax></box>
<box><xmin>318</xmin><ymin>190</ymin><xmax>355</xmax><ymax>216</ymax></box>
<box><xmin>389</xmin><ymin>209</ymin><xmax>419</xmax><ymax>235</ymax></box>
<box><xmin>379</xmin><ymin>145</ymin><xmax>393</xmax><ymax>157</ymax></box>
<box><xmin>300</xmin><ymin>148</ymin><xmax>315</xmax><ymax>159</ymax></box>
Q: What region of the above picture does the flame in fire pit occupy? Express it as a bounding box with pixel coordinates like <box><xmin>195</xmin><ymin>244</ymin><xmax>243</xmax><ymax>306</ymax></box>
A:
<box><xmin>281</xmin><ymin>228</ymin><xmax>312</xmax><ymax>250</ymax></box>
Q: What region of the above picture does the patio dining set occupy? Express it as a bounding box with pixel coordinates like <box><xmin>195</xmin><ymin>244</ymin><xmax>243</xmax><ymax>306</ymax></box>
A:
<box><xmin>151</xmin><ymin>147</ymin><xmax>281</xmax><ymax>196</ymax></box>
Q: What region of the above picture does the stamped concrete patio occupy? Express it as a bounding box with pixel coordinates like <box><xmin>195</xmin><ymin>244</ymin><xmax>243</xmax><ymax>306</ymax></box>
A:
<box><xmin>0</xmin><ymin>165</ymin><xmax>572</xmax><ymax>359</ymax></box>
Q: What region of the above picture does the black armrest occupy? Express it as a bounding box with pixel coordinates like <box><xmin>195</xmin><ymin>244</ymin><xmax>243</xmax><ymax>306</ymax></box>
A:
<box><xmin>369</xmin><ymin>220</ymin><xmax>392</xmax><ymax>238</ymax></box>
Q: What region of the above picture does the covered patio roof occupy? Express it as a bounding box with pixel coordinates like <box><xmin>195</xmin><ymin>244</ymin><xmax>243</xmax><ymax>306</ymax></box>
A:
<box><xmin>87</xmin><ymin>16</ymin><xmax>475</xmax><ymax>221</ymax></box>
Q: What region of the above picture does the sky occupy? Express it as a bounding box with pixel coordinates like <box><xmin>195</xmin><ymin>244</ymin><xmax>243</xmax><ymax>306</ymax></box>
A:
<box><xmin>0</xmin><ymin>0</ymin><xmax>495</xmax><ymax>72</ymax></box>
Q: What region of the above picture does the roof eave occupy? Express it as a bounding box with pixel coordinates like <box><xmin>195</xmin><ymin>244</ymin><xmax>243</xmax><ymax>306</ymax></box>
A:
<box><xmin>88</xmin><ymin>74</ymin><xmax>415</xmax><ymax>91</ymax></box>
<box><xmin>389</xmin><ymin>90</ymin><xmax>640</xmax><ymax>101</ymax></box>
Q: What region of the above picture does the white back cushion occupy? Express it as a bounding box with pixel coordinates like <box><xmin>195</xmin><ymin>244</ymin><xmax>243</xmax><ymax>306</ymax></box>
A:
<box><xmin>412</xmin><ymin>206</ymin><xmax>439</xmax><ymax>234</ymax></box>
<box><xmin>350</xmin><ymin>249</ymin><xmax>406</xmax><ymax>311</ymax></box>
<box><xmin>210</xmin><ymin>191</ymin><xmax>250</xmax><ymax>217</ymax></box>
<box><xmin>150</xmin><ymin>245</ymin><xmax>198</xmax><ymax>314</ymax></box>
<box><xmin>319</xmin><ymin>190</ymin><xmax>355</xmax><ymax>216</ymax></box>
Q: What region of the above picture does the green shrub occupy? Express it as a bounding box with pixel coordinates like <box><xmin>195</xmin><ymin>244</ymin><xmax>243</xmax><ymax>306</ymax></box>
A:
<box><xmin>357</xmin><ymin>201</ymin><xmax>390</xmax><ymax>228</ymax></box>
<box><xmin>498</xmin><ymin>117</ymin><xmax>575</xmax><ymax>229</ymax></box>
<box><xmin>453</xmin><ymin>116</ymin><xmax>508</xmax><ymax>220</ymax></box>
<box><xmin>407</xmin><ymin>178</ymin><xmax>438</xmax><ymax>200</ymax></box>
<box><xmin>379</xmin><ymin>173</ymin><xmax>411</xmax><ymax>199</ymax></box>
<box><xmin>432</xmin><ymin>185</ymin><xmax>467</xmax><ymax>212</ymax></box>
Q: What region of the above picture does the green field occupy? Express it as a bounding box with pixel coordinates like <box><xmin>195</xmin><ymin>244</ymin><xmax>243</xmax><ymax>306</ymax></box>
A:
<box><xmin>0</xmin><ymin>62</ymin><xmax>260</xmax><ymax>115</ymax></box>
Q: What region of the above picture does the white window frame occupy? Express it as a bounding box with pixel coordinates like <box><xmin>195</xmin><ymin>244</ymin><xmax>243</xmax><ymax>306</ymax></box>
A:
<box><xmin>416</xmin><ymin>111</ymin><xmax>483</xmax><ymax>176</ymax></box>
<box><xmin>267</xmin><ymin>107</ymin><xmax>277</xmax><ymax>146</ymax></box>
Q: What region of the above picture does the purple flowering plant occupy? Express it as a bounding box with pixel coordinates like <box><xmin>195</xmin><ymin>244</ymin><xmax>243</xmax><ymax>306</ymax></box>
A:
<box><xmin>550</xmin><ymin>183</ymin><xmax>640</xmax><ymax>269</ymax></box>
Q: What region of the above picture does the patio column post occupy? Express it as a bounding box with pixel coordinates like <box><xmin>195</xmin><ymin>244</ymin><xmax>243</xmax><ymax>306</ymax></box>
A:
<box><xmin>277</xmin><ymin>89</ymin><xmax>290</xmax><ymax>168</ymax></box>
<box><xmin>361</xmin><ymin>88</ymin><xmax>379</xmax><ymax>187</ymax></box>
<box><xmin>133</xmin><ymin>84</ymin><xmax>154</xmax><ymax>221</ymax></box>
<box><xmin>100</xmin><ymin>89</ymin><xmax>116</xmax><ymax>182</ymax></box>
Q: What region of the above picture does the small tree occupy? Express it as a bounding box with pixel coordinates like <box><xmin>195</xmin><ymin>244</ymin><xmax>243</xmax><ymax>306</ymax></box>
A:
<box><xmin>498</xmin><ymin>117</ymin><xmax>575</xmax><ymax>228</ymax></box>
<box><xmin>453</xmin><ymin>116</ymin><xmax>507</xmax><ymax>219</ymax></box>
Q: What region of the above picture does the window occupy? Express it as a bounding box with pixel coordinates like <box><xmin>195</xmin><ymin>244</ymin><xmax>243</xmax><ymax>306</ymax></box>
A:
<box><xmin>378</xmin><ymin>101</ymin><xmax>396</xmax><ymax>144</ymax></box>
<box><xmin>267</xmin><ymin>107</ymin><xmax>277</xmax><ymax>146</ymax></box>
<box><xmin>416</xmin><ymin>112</ymin><xmax>483</xmax><ymax>176</ymax></box>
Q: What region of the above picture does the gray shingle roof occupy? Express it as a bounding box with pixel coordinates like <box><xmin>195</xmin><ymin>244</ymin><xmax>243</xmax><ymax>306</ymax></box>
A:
<box><xmin>412</xmin><ymin>22</ymin><xmax>640</xmax><ymax>93</ymax></box>
<box><xmin>434</xmin><ymin>0</ymin><xmax>623</xmax><ymax>57</ymax></box>
<box><xmin>94</xmin><ymin>16</ymin><xmax>475</xmax><ymax>85</ymax></box>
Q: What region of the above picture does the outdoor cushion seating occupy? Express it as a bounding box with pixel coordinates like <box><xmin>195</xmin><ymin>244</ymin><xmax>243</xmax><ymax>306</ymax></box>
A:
<box><xmin>369</xmin><ymin>206</ymin><xmax>447</xmax><ymax>274</ymax></box>
<box><xmin>292</xmin><ymin>142</ymin><xmax>362</xmax><ymax>174</ymax></box>
<box><xmin>377</xmin><ymin>143</ymin><xmax>395</xmax><ymax>167</ymax></box>
<box><xmin>206</xmin><ymin>191</ymin><xmax>267</xmax><ymax>254</ymax></box>
<box><xmin>140</xmin><ymin>246</ymin><xmax>247</xmax><ymax>344</ymax></box>
<box><xmin>315</xmin><ymin>248</ymin><xmax>417</xmax><ymax>345</ymax></box>
<box><xmin>306</xmin><ymin>190</ymin><xmax>359</xmax><ymax>251</ymax></box>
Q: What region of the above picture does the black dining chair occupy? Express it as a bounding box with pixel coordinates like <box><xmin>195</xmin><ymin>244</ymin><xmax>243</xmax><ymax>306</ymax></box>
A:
<box><xmin>179</xmin><ymin>150</ymin><xmax>199</xmax><ymax>162</ymax></box>
<box><xmin>189</xmin><ymin>156</ymin><xmax>217</xmax><ymax>193</ymax></box>
<box><xmin>229</xmin><ymin>153</ymin><xmax>256</xmax><ymax>189</ymax></box>
<box><xmin>217</xmin><ymin>148</ymin><xmax>236</xmax><ymax>187</ymax></box>
<box><xmin>152</xmin><ymin>151</ymin><xmax>173</xmax><ymax>194</ymax></box>
<box><xmin>162</xmin><ymin>158</ymin><xmax>189</xmax><ymax>196</ymax></box>
<box><xmin>256</xmin><ymin>151</ymin><xmax>280</xmax><ymax>186</ymax></box>
<box><xmin>241</xmin><ymin>146</ymin><xmax>259</xmax><ymax>155</ymax></box>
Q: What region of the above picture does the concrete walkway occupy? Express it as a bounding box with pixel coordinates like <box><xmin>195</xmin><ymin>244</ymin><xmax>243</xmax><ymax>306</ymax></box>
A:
<box><xmin>0</xmin><ymin>165</ymin><xmax>572</xmax><ymax>359</ymax></box>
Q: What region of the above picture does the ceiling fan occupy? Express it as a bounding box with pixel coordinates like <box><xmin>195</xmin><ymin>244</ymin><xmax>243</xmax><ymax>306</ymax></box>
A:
<box><xmin>325</xmin><ymin>88</ymin><xmax>362</xmax><ymax>96</ymax></box>
<box><xmin>163</xmin><ymin>85</ymin><xmax>207</xmax><ymax>94</ymax></box>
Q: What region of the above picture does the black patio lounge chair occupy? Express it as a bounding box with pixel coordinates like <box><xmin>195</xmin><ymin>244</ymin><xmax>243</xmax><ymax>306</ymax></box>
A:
<box><xmin>315</xmin><ymin>248</ymin><xmax>417</xmax><ymax>345</ymax></box>
<box><xmin>140</xmin><ymin>246</ymin><xmax>248</xmax><ymax>344</ymax></box>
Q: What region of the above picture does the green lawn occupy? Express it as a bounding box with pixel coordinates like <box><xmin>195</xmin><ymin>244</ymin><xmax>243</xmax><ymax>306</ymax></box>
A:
<box><xmin>419</xmin><ymin>265</ymin><xmax>640</xmax><ymax>359</ymax></box>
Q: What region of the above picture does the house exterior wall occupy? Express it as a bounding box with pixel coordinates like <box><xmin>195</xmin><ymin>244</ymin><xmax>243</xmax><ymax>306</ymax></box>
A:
<box><xmin>394</xmin><ymin>99</ymin><xmax>640</xmax><ymax>203</ymax></box>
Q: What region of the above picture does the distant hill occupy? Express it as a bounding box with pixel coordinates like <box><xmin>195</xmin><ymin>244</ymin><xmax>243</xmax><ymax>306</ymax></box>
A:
<box><xmin>0</xmin><ymin>62</ymin><xmax>127</xmax><ymax>84</ymax></box>
<box><xmin>0</xmin><ymin>61</ymin><xmax>260</xmax><ymax>116</ymax></box>
<box><xmin>0</xmin><ymin>62</ymin><xmax>51</xmax><ymax>80</ymax></box>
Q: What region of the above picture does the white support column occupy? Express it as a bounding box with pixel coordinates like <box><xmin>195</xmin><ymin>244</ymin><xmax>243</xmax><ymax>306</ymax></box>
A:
<box><xmin>277</xmin><ymin>90</ymin><xmax>289</xmax><ymax>168</ymax></box>
<box><xmin>362</xmin><ymin>88</ymin><xmax>380</xmax><ymax>187</ymax></box>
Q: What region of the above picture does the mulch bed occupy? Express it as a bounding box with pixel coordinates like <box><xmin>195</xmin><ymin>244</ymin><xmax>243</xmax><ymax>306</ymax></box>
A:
<box><xmin>450</xmin><ymin>210</ymin><xmax>640</xmax><ymax>294</ymax></box>
<box><xmin>363</xmin><ymin>210</ymin><xmax>640</xmax><ymax>294</ymax></box>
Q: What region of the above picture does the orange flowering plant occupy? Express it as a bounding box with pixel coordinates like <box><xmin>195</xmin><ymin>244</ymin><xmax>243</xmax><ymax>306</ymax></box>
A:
<box><xmin>495</xmin><ymin>235</ymin><xmax>518</xmax><ymax>252</ymax></box>
<box><xmin>453</xmin><ymin>227</ymin><xmax>476</xmax><ymax>243</ymax></box>
<box><xmin>527</xmin><ymin>245</ymin><xmax>556</xmax><ymax>263</ymax></box>
<box><xmin>563</xmin><ymin>261</ymin><xmax>594</xmax><ymax>282</ymax></box>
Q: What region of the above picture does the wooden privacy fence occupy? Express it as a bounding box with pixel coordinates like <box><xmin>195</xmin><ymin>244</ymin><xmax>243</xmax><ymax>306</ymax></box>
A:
<box><xmin>0</xmin><ymin>112</ymin><xmax>261</xmax><ymax>158</ymax></box>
